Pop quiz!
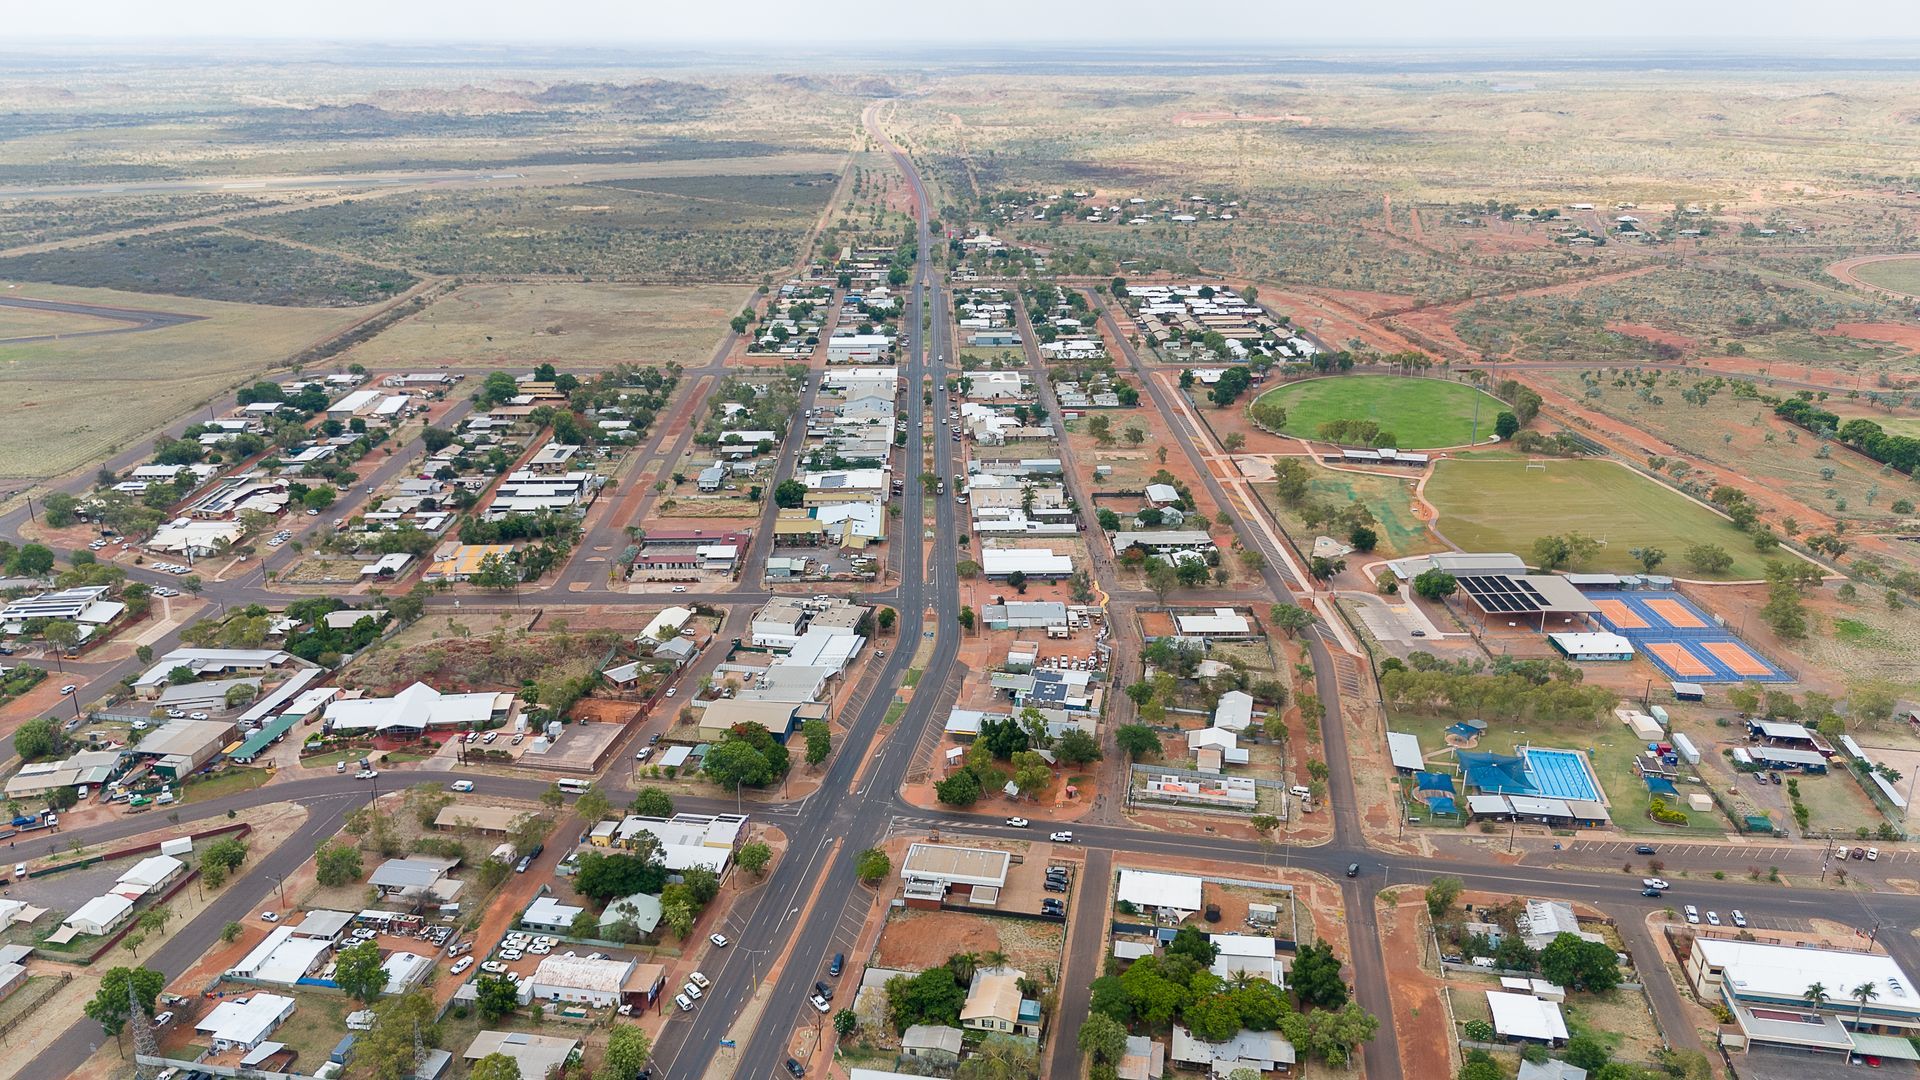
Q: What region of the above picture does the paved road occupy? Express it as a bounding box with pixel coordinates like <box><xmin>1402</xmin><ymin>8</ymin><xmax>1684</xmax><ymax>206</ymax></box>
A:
<box><xmin>0</xmin><ymin>294</ymin><xmax>207</xmax><ymax>345</ymax></box>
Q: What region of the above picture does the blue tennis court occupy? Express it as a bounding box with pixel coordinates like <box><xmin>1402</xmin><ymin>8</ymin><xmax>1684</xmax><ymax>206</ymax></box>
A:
<box><xmin>1585</xmin><ymin>589</ymin><xmax>1791</xmax><ymax>684</ymax></box>
<box><xmin>1523</xmin><ymin>747</ymin><xmax>1601</xmax><ymax>802</ymax></box>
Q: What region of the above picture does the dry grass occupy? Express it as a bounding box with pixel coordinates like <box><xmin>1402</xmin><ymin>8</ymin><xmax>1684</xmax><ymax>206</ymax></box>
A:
<box><xmin>344</xmin><ymin>282</ymin><xmax>743</xmax><ymax>367</ymax></box>
<box><xmin>0</xmin><ymin>282</ymin><xmax>370</xmax><ymax>481</ymax></box>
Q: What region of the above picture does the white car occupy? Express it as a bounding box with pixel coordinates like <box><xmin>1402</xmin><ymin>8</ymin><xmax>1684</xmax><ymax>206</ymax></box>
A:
<box><xmin>1706</xmin><ymin>911</ymin><xmax>1721</xmax><ymax>926</ymax></box>
<box><xmin>688</xmin><ymin>970</ymin><xmax>711</xmax><ymax>990</ymax></box>
<box><xmin>1642</xmin><ymin>878</ymin><xmax>1670</xmax><ymax>891</ymax></box>
<box><xmin>666</xmin><ymin>688</ymin><xmax>677</xmax><ymax>698</ymax></box>
<box><xmin>451</xmin><ymin>781</ymin><xmax>474</xmax><ymax>793</ymax></box>
<box><xmin>671</xmin><ymin>585</ymin><xmax>688</xmax><ymax>593</ymax></box>
<box><xmin>1684</xmin><ymin>905</ymin><xmax>1700</xmax><ymax>924</ymax></box>
<box><xmin>189</xmin><ymin>712</ymin><xmax>209</xmax><ymax>720</ymax></box>
<box><xmin>674</xmin><ymin>993</ymin><xmax>694</xmax><ymax>1012</ymax></box>
<box><xmin>1868</xmin><ymin>847</ymin><xmax>1881</xmax><ymax>861</ymax></box>
<box><xmin>451</xmin><ymin>957</ymin><xmax>474</xmax><ymax>975</ymax></box>
<box><xmin>500</xmin><ymin>949</ymin><xmax>523</xmax><ymax>960</ymax></box>
<box><xmin>1005</xmin><ymin>817</ymin><xmax>1030</xmax><ymax>828</ymax></box>
<box><xmin>683</xmin><ymin>983</ymin><xmax>703</xmax><ymax>1001</ymax></box>
<box><xmin>1731</xmin><ymin>910</ymin><xmax>1748</xmax><ymax>928</ymax></box>
<box><xmin>480</xmin><ymin>961</ymin><xmax>508</xmax><ymax>974</ymax></box>
<box><xmin>356</xmin><ymin>770</ymin><xmax>378</xmax><ymax>780</ymax></box>
<box><xmin>131</xmin><ymin>719</ymin><xmax>148</xmax><ymax>730</ymax></box>
<box><xmin>260</xmin><ymin>911</ymin><xmax>280</xmax><ymax>923</ymax></box>
<box><xmin>809</xmin><ymin>993</ymin><xmax>831</xmax><ymax>1014</ymax></box>
<box><xmin>535</xmin><ymin>936</ymin><xmax>558</xmax><ymax>948</ymax></box>
<box><xmin>710</xmin><ymin>933</ymin><xmax>730</xmax><ymax>948</ymax></box>
<box><xmin>1049</xmin><ymin>831</ymin><xmax>1075</xmax><ymax>843</ymax></box>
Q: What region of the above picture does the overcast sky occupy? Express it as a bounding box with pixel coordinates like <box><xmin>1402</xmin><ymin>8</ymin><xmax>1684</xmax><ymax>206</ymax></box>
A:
<box><xmin>9</xmin><ymin>0</ymin><xmax>1920</xmax><ymax>45</ymax></box>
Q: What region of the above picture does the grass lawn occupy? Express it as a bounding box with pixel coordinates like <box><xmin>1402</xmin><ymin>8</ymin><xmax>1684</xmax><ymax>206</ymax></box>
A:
<box><xmin>1390</xmin><ymin>713</ymin><xmax>1729</xmax><ymax>836</ymax></box>
<box><xmin>180</xmin><ymin>768</ymin><xmax>273</xmax><ymax>804</ymax></box>
<box><xmin>346</xmin><ymin>282</ymin><xmax>741</xmax><ymax>368</ymax></box>
<box><xmin>1790</xmin><ymin>772</ymin><xmax>1882</xmax><ymax>837</ymax></box>
<box><xmin>1253</xmin><ymin>375</ymin><xmax>1507</xmax><ymax>449</ymax></box>
<box><xmin>1851</xmin><ymin>256</ymin><xmax>1920</xmax><ymax>297</ymax></box>
<box><xmin>1424</xmin><ymin>458</ymin><xmax>1770</xmax><ymax>578</ymax></box>
<box><xmin>1258</xmin><ymin>460</ymin><xmax>1440</xmax><ymax>559</ymax></box>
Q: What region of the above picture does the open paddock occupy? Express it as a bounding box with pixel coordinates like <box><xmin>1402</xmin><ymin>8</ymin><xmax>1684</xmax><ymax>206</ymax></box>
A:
<box><xmin>343</xmin><ymin>282</ymin><xmax>742</xmax><ymax>367</ymax></box>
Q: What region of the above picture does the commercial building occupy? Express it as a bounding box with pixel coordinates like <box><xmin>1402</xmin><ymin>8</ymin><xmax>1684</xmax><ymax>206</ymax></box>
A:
<box><xmin>425</xmin><ymin>543</ymin><xmax>517</xmax><ymax>582</ymax></box>
<box><xmin>129</xmin><ymin>718</ymin><xmax>236</xmax><ymax>779</ymax></box>
<box><xmin>1548</xmin><ymin>632</ymin><xmax>1634</xmax><ymax>662</ymax></box>
<box><xmin>981</xmin><ymin>548</ymin><xmax>1074</xmax><ymax>579</ymax></box>
<box><xmin>1686</xmin><ymin>938</ymin><xmax>1920</xmax><ymax>1057</ymax></box>
<box><xmin>602</xmin><ymin>813</ymin><xmax>747</xmax><ymax>874</ymax></box>
<box><xmin>322</xmin><ymin>682</ymin><xmax>515</xmax><ymax>736</ymax></box>
<box><xmin>528</xmin><ymin>953</ymin><xmax>638</xmax><ymax>1007</ymax></box>
<box><xmin>1115</xmin><ymin>870</ymin><xmax>1202</xmax><ymax>922</ymax></box>
<box><xmin>0</xmin><ymin>586</ymin><xmax>125</xmax><ymax>636</ymax></box>
<box><xmin>900</xmin><ymin>843</ymin><xmax>1012</xmax><ymax>907</ymax></box>
<box><xmin>1173</xmin><ymin>608</ymin><xmax>1254</xmax><ymax>637</ymax></box>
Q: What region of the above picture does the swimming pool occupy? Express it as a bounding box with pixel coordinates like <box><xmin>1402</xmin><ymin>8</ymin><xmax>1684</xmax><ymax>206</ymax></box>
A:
<box><xmin>1523</xmin><ymin>747</ymin><xmax>1601</xmax><ymax>802</ymax></box>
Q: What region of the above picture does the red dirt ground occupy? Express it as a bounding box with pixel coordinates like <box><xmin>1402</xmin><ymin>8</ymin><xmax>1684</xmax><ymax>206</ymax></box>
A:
<box><xmin>1378</xmin><ymin>895</ymin><xmax>1454</xmax><ymax>1080</ymax></box>
<box><xmin>1607</xmin><ymin>322</ymin><xmax>1699</xmax><ymax>352</ymax></box>
<box><xmin>1824</xmin><ymin>321</ymin><xmax>1920</xmax><ymax>350</ymax></box>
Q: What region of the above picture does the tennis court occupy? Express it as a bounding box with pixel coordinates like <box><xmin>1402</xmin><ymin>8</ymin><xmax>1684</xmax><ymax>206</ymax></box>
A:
<box><xmin>1522</xmin><ymin>747</ymin><xmax>1602</xmax><ymax>802</ymax></box>
<box><xmin>1585</xmin><ymin>589</ymin><xmax>1791</xmax><ymax>683</ymax></box>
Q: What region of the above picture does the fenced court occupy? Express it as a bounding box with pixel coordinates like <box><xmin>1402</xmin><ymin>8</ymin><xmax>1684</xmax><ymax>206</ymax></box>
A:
<box><xmin>1585</xmin><ymin>590</ymin><xmax>1791</xmax><ymax>683</ymax></box>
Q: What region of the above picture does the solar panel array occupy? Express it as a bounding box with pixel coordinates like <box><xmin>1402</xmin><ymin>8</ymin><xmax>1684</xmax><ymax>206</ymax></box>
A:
<box><xmin>1458</xmin><ymin>574</ymin><xmax>1549</xmax><ymax>614</ymax></box>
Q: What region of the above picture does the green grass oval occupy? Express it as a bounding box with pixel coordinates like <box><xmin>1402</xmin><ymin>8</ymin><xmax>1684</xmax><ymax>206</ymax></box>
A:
<box><xmin>1253</xmin><ymin>375</ymin><xmax>1508</xmax><ymax>449</ymax></box>
<box><xmin>1850</xmin><ymin>256</ymin><xmax>1920</xmax><ymax>298</ymax></box>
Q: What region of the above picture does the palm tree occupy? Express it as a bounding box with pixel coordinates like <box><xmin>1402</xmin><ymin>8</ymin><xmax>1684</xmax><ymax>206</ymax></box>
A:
<box><xmin>1853</xmin><ymin>981</ymin><xmax>1880</xmax><ymax>1023</ymax></box>
<box><xmin>980</xmin><ymin>950</ymin><xmax>1010</xmax><ymax>970</ymax></box>
<box><xmin>1805</xmin><ymin>982</ymin><xmax>1831</xmax><ymax>1010</ymax></box>
<box><xmin>948</xmin><ymin>952</ymin><xmax>980</xmax><ymax>986</ymax></box>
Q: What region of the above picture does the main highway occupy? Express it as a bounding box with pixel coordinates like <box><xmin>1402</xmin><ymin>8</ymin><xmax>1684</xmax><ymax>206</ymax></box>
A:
<box><xmin>13</xmin><ymin>103</ymin><xmax>1920</xmax><ymax>1080</ymax></box>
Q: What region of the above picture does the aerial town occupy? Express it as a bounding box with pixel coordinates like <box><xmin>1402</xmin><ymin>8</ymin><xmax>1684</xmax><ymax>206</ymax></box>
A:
<box><xmin>3</xmin><ymin>13</ymin><xmax>1920</xmax><ymax>1080</ymax></box>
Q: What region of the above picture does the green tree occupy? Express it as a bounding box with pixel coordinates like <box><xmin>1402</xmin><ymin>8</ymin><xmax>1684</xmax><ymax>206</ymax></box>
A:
<box><xmin>594</xmin><ymin>1024</ymin><xmax>651</xmax><ymax>1080</ymax></box>
<box><xmin>315</xmin><ymin>841</ymin><xmax>365</xmax><ymax>887</ymax></box>
<box><xmin>630</xmin><ymin>787</ymin><xmax>674</xmax><ymax>818</ymax></box>
<box><xmin>204</xmin><ymin>836</ymin><xmax>248</xmax><ymax>876</ymax></box>
<box><xmin>574</xmin><ymin>785</ymin><xmax>611</xmax><ymax>827</ymax></box>
<box><xmin>1539</xmin><ymin>932</ymin><xmax>1621</xmax><ymax>993</ymax></box>
<box><xmin>1079</xmin><ymin>1010</ymin><xmax>1129</xmax><ymax>1066</ymax></box>
<box><xmin>468</xmin><ymin>1053</ymin><xmax>523</xmax><ymax>1080</ymax></box>
<box><xmin>1115</xmin><ymin>724</ymin><xmax>1160</xmax><ymax>760</ymax></box>
<box><xmin>1412</xmin><ymin>569</ymin><xmax>1458</xmax><ymax>601</ymax></box>
<box><xmin>1268</xmin><ymin>603</ymin><xmax>1316</xmax><ymax>637</ymax></box>
<box><xmin>1494</xmin><ymin>411</ymin><xmax>1520</xmax><ymax>439</ymax></box>
<box><xmin>803</xmin><ymin>719</ymin><xmax>833</xmax><ymax>766</ymax></box>
<box><xmin>834</xmin><ymin>1007</ymin><xmax>858</xmax><ymax>1039</ymax></box>
<box><xmin>12</xmin><ymin>718</ymin><xmax>64</xmax><ymax>762</ymax></box>
<box><xmin>335</xmin><ymin>938</ymin><xmax>390</xmax><ymax>1002</ymax></box>
<box><xmin>1684</xmin><ymin>543</ymin><xmax>1734</xmax><ymax>575</ymax></box>
<box><xmin>84</xmin><ymin>966</ymin><xmax>164</xmax><ymax>1040</ymax></box>
<box><xmin>1291</xmin><ymin>941</ymin><xmax>1350</xmax><ymax>1009</ymax></box>
<box><xmin>856</xmin><ymin>847</ymin><xmax>891</xmax><ymax>884</ymax></box>
<box><xmin>220</xmin><ymin>920</ymin><xmax>244</xmax><ymax>943</ymax></box>
<box><xmin>774</xmin><ymin>479</ymin><xmax>807</xmax><ymax>508</ymax></box>
<box><xmin>1425</xmin><ymin>876</ymin><xmax>1463</xmax><ymax>921</ymax></box>
<box><xmin>957</xmin><ymin>605</ymin><xmax>975</xmax><ymax>631</ymax></box>
<box><xmin>357</xmin><ymin>991</ymin><xmax>442</xmax><ymax>1080</ymax></box>
<box><xmin>886</xmin><ymin>967</ymin><xmax>966</xmax><ymax>1032</ymax></box>
<box><xmin>1056</xmin><ymin>727</ymin><xmax>1100</xmax><ymax>765</ymax></box>
<box><xmin>935</xmin><ymin>767</ymin><xmax>983</xmax><ymax>807</ymax></box>
<box><xmin>1634</xmin><ymin>546</ymin><xmax>1667</xmax><ymax>573</ymax></box>
<box><xmin>39</xmin><ymin>493</ymin><xmax>80</xmax><ymax>527</ymax></box>
<box><xmin>736</xmin><ymin>840</ymin><xmax>772</xmax><ymax>876</ymax></box>
<box><xmin>475</xmin><ymin>974</ymin><xmax>519</xmax><ymax>1021</ymax></box>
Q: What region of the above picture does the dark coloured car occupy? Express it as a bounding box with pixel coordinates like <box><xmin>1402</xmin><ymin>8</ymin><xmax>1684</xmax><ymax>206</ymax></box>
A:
<box><xmin>1642</xmin><ymin>887</ymin><xmax>1662</xmax><ymax>897</ymax></box>
<box><xmin>1346</xmin><ymin>863</ymin><xmax>1361</xmax><ymax>878</ymax></box>
<box><xmin>1633</xmin><ymin>845</ymin><xmax>1657</xmax><ymax>855</ymax></box>
<box><xmin>815</xmin><ymin>980</ymin><xmax>834</xmax><ymax>1001</ymax></box>
<box><xmin>1044</xmin><ymin>880</ymin><xmax>1068</xmax><ymax>893</ymax></box>
<box><xmin>785</xmin><ymin>1059</ymin><xmax>805</xmax><ymax>1078</ymax></box>
<box><xmin>828</xmin><ymin>953</ymin><xmax>844</xmax><ymax>977</ymax></box>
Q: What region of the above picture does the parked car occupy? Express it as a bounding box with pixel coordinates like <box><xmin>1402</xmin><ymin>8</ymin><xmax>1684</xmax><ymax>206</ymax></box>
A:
<box><xmin>451</xmin><ymin>957</ymin><xmax>474</xmax><ymax>975</ymax></box>
<box><xmin>828</xmin><ymin>953</ymin><xmax>844</xmax><ymax>977</ymax></box>
<box><xmin>1869</xmin><ymin>847</ymin><xmax>1881</xmax><ymax>861</ymax></box>
<box><xmin>515</xmin><ymin>855</ymin><xmax>532</xmax><ymax>874</ymax></box>
<box><xmin>710</xmin><ymin>933</ymin><xmax>730</xmax><ymax>948</ymax></box>
<box><xmin>260</xmin><ymin>911</ymin><xmax>279</xmax><ymax>923</ymax></box>
<box><xmin>813</xmin><ymin>980</ymin><xmax>833</xmax><ymax>1001</ymax></box>
<box><xmin>674</xmin><ymin>993</ymin><xmax>694</xmax><ymax>1012</ymax></box>
<box><xmin>1732</xmin><ymin>910</ymin><xmax>1748</xmax><ymax>928</ymax></box>
<box><xmin>1633</xmin><ymin>844</ymin><xmax>1657</xmax><ymax>855</ymax></box>
<box><xmin>1684</xmin><ymin>905</ymin><xmax>1700</xmax><ymax>924</ymax></box>
<box><xmin>688</xmin><ymin>971</ymin><xmax>711</xmax><ymax>990</ymax></box>
<box><xmin>666</xmin><ymin>687</ymin><xmax>677</xmax><ymax>698</ymax></box>
<box><xmin>785</xmin><ymin>1060</ymin><xmax>805</xmax><ymax>1078</ymax></box>
<box><xmin>808</xmin><ymin>994</ymin><xmax>831</xmax><ymax>1014</ymax></box>
<box><xmin>681</xmin><ymin>983</ymin><xmax>702</xmax><ymax>1001</ymax></box>
<box><xmin>1005</xmin><ymin>817</ymin><xmax>1030</xmax><ymax>828</ymax></box>
<box><xmin>153</xmin><ymin>1011</ymin><xmax>174</xmax><ymax>1027</ymax></box>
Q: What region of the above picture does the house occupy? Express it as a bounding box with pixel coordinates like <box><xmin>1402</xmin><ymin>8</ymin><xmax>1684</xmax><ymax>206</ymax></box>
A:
<box><xmin>425</xmin><ymin>543</ymin><xmax>516</xmax><ymax>582</ymax></box>
<box><xmin>227</xmin><ymin>926</ymin><xmax>332</xmax><ymax>984</ymax></box>
<box><xmin>197</xmin><ymin>993</ymin><xmax>297</xmax><ymax>1053</ymax></box>
<box><xmin>323</xmin><ymin>682</ymin><xmax>515</xmax><ymax>736</ymax></box>
<box><xmin>1170</xmin><ymin>1026</ymin><xmax>1296</xmax><ymax>1076</ymax></box>
<box><xmin>62</xmin><ymin>893</ymin><xmax>134</xmax><ymax>937</ymax></box>
<box><xmin>523</xmin><ymin>896</ymin><xmax>585</xmax><ymax>934</ymax></box>
<box><xmin>1118</xmin><ymin>1034</ymin><xmax>1167</xmax><ymax>1080</ymax></box>
<box><xmin>132</xmin><ymin>648</ymin><xmax>304</xmax><ymax>698</ymax></box>
<box><xmin>529</xmin><ymin>953</ymin><xmax>638</xmax><ymax>1008</ymax></box>
<box><xmin>1487</xmin><ymin>990</ymin><xmax>1569</xmax><ymax>1045</ymax></box>
<box><xmin>639</xmin><ymin>605</ymin><xmax>697</xmax><ymax>641</ymax></box>
<box><xmin>1518</xmin><ymin>1061</ymin><xmax>1588</xmax><ymax>1080</ymax></box>
<box><xmin>1115</xmin><ymin>870</ymin><xmax>1202</xmax><ymax>922</ymax></box>
<box><xmin>1214</xmin><ymin>691</ymin><xmax>1254</xmax><ymax>732</ymax></box>
<box><xmin>1113</xmin><ymin>530</ymin><xmax>1215</xmax><ymax>557</ymax></box>
<box><xmin>0</xmin><ymin>961</ymin><xmax>26</xmax><ymax>1004</ymax></box>
<box><xmin>694</xmin><ymin>698</ymin><xmax>803</xmax><ymax>745</ymax></box>
<box><xmin>599</xmin><ymin>893</ymin><xmax>664</xmax><ymax>936</ymax></box>
<box><xmin>1210</xmin><ymin>934</ymin><xmax>1283</xmax><ymax>985</ymax></box>
<box><xmin>4</xmin><ymin>748</ymin><xmax>124</xmax><ymax>799</ymax></box>
<box><xmin>463</xmin><ymin>1032</ymin><xmax>579</xmax><ymax>1080</ymax></box>
<box><xmin>367</xmin><ymin>856</ymin><xmax>462</xmax><ymax>903</ymax></box>
<box><xmin>901</xmin><ymin>1024</ymin><xmax>964</xmax><ymax>1067</ymax></box>
<box><xmin>1685</xmin><ymin>938</ymin><xmax>1920</xmax><ymax>1055</ymax></box>
<box><xmin>1173</xmin><ymin>608</ymin><xmax>1253</xmax><ymax>637</ymax></box>
<box><xmin>961</xmin><ymin>969</ymin><xmax>1042</xmax><ymax>1039</ymax></box>
<box><xmin>114</xmin><ymin>855</ymin><xmax>185</xmax><ymax>898</ymax></box>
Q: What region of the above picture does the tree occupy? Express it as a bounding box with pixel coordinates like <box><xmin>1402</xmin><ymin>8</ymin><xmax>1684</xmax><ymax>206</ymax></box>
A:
<box><xmin>358</xmin><ymin>991</ymin><xmax>442</xmax><ymax>1080</ymax></box>
<box><xmin>856</xmin><ymin>847</ymin><xmax>891</xmax><ymax>884</ymax></box>
<box><xmin>1168</xmin><ymin>925</ymin><xmax>1220</xmax><ymax>965</ymax></box>
<box><xmin>475</xmin><ymin>974</ymin><xmax>519</xmax><ymax>1021</ymax></box>
<box><xmin>595</xmin><ymin>1024</ymin><xmax>651</xmax><ymax>1080</ymax></box>
<box><xmin>12</xmin><ymin>718</ymin><xmax>63</xmax><ymax>762</ymax></box>
<box><xmin>876</xmin><ymin>606</ymin><xmax>896</xmax><ymax>633</ymax></box>
<box><xmin>1056</xmin><ymin>727</ymin><xmax>1100</xmax><ymax>765</ymax></box>
<box><xmin>40</xmin><ymin>492</ymin><xmax>80</xmax><ymax>527</ymax></box>
<box><xmin>1684</xmin><ymin>543</ymin><xmax>1734</xmax><ymax>575</ymax></box>
<box><xmin>1460</xmin><ymin>1049</ymin><xmax>1504</xmax><ymax>1080</ymax></box>
<box><xmin>887</xmin><ymin>967</ymin><xmax>967</xmax><ymax>1032</ymax></box>
<box><xmin>1494</xmin><ymin>411</ymin><xmax>1520</xmax><ymax>439</ymax></box>
<box><xmin>1145</xmin><ymin>560</ymin><xmax>1180</xmax><ymax>603</ymax></box>
<box><xmin>1115</xmin><ymin>724</ymin><xmax>1160</xmax><ymax>760</ymax></box>
<box><xmin>774</xmin><ymin>479</ymin><xmax>807</xmax><ymax>508</ymax></box>
<box><xmin>1539</xmin><ymin>932</ymin><xmax>1621</xmax><ymax>993</ymax></box>
<box><xmin>181</xmin><ymin>574</ymin><xmax>204</xmax><ymax>597</ymax></box>
<box><xmin>803</xmin><ymin>719</ymin><xmax>832</xmax><ymax>766</ymax></box>
<box><xmin>8</xmin><ymin>543</ymin><xmax>53</xmax><ymax>578</ymax></box>
<box><xmin>468</xmin><ymin>1053</ymin><xmax>523</xmax><ymax>1080</ymax></box>
<box><xmin>1291</xmin><ymin>941</ymin><xmax>1350</xmax><ymax>1008</ymax></box>
<box><xmin>957</xmin><ymin>605</ymin><xmax>976</xmax><ymax>631</ymax></box>
<box><xmin>1804</xmin><ymin>982</ymin><xmax>1831</xmax><ymax>1010</ymax></box>
<box><xmin>336</xmin><ymin>938</ymin><xmax>390</xmax><ymax>1003</ymax></box>
<box><xmin>84</xmin><ymin>966</ymin><xmax>164</xmax><ymax>1039</ymax></box>
<box><xmin>935</xmin><ymin>767</ymin><xmax>983</xmax><ymax>806</ymax></box>
<box><xmin>737</xmin><ymin>840</ymin><xmax>772</xmax><ymax>876</ymax></box>
<box><xmin>1412</xmin><ymin>569</ymin><xmax>1458</xmax><ymax>601</ymax></box>
<box><xmin>957</xmin><ymin>1034</ymin><xmax>1039</xmax><ymax>1080</ymax></box>
<box><xmin>315</xmin><ymin>841</ymin><xmax>364</xmax><ymax>887</ymax></box>
<box><xmin>1634</xmin><ymin>546</ymin><xmax>1667</xmax><ymax>573</ymax></box>
<box><xmin>204</xmin><ymin>837</ymin><xmax>248</xmax><ymax>877</ymax></box>
<box><xmin>221</xmin><ymin>920</ymin><xmax>244</xmax><ymax>943</ymax></box>
<box><xmin>1269</xmin><ymin>603</ymin><xmax>1316</xmax><ymax>637</ymax></box>
<box><xmin>575</xmin><ymin>785</ymin><xmax>610</xmax><ymax>827</ymax></box>
<box><xmin>704</xmin><ymin>737</ymin><xmax>778</xmax><ymax>790</ymax></box>
<box><xmin>540</xmin><ymin>782</ymin><xmax>566</xmax><ymax>811</ymax></box>
<box><xmin>1563</xmin><ymin>1034</ymin><xmax>1611</xmax><ymax>1072</ymax></box>
<box><xmin>1078</xmin><ymin>1011</ymin><xmax>1128</xmax><ymax>1067</ymax></box>
<box><xmin>630</xmin><ymin>786</ymin><xmax>674</xmax><ymax>818</ymax></box>
<box><xmin>1853</xmin><ymin>981</ymin><xmax>1880</xmax><ymax>1022</ymax></box>
<box><xmin>1425</xmin><ymin>876</ymin><xmax>1463</xmax><ymax>920</ymax></box>
<box><xmin>1349</xmin><ymin>525</ymin><xmax>1378</xmax><ymax>553</ymax></box>
<box><xmin>42</xmin><ymin>619</ymin><xmax>81</xmax><ymax>657</ymax></box>
<box><xmin>834</xmin><ymin>1007</ymin><xmax>858</xmax><ymax>1040</ymax></box>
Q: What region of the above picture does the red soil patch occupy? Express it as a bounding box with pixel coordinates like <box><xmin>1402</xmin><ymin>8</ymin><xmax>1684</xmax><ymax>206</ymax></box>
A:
<box><xmin>1607</xmin><ymin>322</ymin><xmax>1699</xmax><ymax>352</ymax></box>
<box><xmin>874</xmin><ymin>909</ymin><xmax>1010</xmax><ymax>970</ymax></box>
<box><xmin>1379</xmin><ymin>898</ymin><xmax>1454</xmax><ymax>1080</ymax></box>
<box><xmin>1823</xmin><ymin>322</ymin><xmax>1920</xmax><ymax>350</ymax></box>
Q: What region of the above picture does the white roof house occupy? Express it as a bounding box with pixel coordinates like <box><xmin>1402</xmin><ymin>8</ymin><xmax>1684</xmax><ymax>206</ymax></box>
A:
<box><xmin>229</xmin><ymin>925</ymin><xmax>332</xmax><ymax>984</ymax></box>
<box><xmin>1209</xmin><ymin>934</ymin><xmax>1283</xmax><ymax>985</ymax></box>
<box><xmin>523</xmin><ymin>896</ymin><xmax>586</xmax><ymax>932</ymax></box>
<box><xmin>464</xmin><ymin>1032</ymin><xmax>580</xmax><ymax>1079</ymax></box>
<box><xmin>1548</xmin><ymin>632</ymin><xmax>1634</xmax><ymax>660</ymax></box>
<box><xmin>1487</xmin><ymin>991</ymin><xmax>1569</xmax><ymax>1042</ymax></box>
<box><xmin>1387</xmin><ymin>731</ymin><xmax>1425</xmax><ymax>772</ymax></box>
<box><xmin>115</xmin><ymin>854</ymin><xmax>185</xmax><ymax>897</ymax></box>
<box><xmin>1116</xmin><ymin>870</ymin><xmax>1203</xmax><ymax>917</ymax></box>
<box><xmin>1170</xmin><ymin>1026</ymin><xmax>1296</xmax><ymax>1077</ymax></box>
<box><xmin>1174</xmin><ymin>609</ymin><xmax>1251</xmax><ymax>636</ymax></box>
<box><xmin>197</xmin><ymin>992</ymin><xmax>297</xmax><ymax>1052</ymax></box>
<box><xmin>63</xmin><ymin>893</ymin><xmax>134</xmax><ymax>936</ymax></box>
<box><xmin>529</xmin><ymin>954</ymin><xmax>637</xmax><ymax>1006</ymax></box>
<box><xmin>981</xmin><ymin>548</ymin><xmax>1074</xmax><ymax>578</ymax></box>
<box><xmin>323</xmin><ymin>682</ymin><xmax>511</xmax><ymax>733</ymax></box>
<box><xmin>1213</xmin><ymin>690</ymin><xmax>1254</xmax><ymax>732</ymax></box>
